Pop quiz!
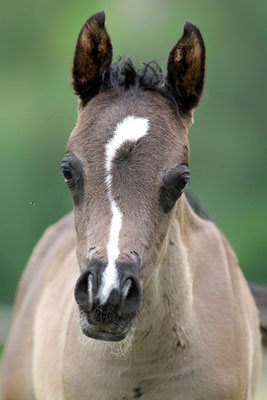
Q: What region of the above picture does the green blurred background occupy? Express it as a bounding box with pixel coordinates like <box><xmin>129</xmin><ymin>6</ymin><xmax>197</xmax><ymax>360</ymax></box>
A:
<box><xmin>0</xmin><ymin>0</ymin><xmax>266</xmax><ymax>396</ymax></box>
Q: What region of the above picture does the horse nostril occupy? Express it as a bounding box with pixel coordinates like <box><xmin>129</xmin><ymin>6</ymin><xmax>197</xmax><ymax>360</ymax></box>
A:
<box><xmin>74</xmin><ymin>269</ymin><xmax>96</xmax><ymax>312</ymax></box>
<box><xmin>121</xmin><ymin>277</ymin><xmax>141</xmax><ymax>315</ymax></box>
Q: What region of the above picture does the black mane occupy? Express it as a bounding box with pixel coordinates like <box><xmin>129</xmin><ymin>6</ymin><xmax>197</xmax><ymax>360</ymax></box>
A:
<box><xmin>185</xmin><ymin>190</ymin><xmax>210</xmax><ymax>220</ymax></box>
<box><xmin>100</xmin><ymin>59</ymin><xmax>179</xmax><ymax>110</ymax></box>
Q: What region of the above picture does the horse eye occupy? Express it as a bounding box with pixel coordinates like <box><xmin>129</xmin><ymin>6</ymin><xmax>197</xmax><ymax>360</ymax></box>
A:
<box><xmin>159</xmin><ymin>165</ymin><xmax>190</xmax><ymax>213</ymax></box>
<box><xmin>176</xmin><ymin>175</ymin><xmax>189</xmax><ymax>193</ymax></box>
<box><xmin>62</xmin><ymin>168</ymin><xmax>73</xmax><ymax>183</ymax></box>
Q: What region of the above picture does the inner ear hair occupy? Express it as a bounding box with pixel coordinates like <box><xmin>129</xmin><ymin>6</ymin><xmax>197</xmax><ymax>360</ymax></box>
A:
<box><xmin>167</xmin><ymin>22</ymin><xmax>206</xmax><ymax>114</ymax></box>
<box><xmin>72</xmin><ymin>11</ymin><xmax>113</xmax><ymax>105</ymax></box>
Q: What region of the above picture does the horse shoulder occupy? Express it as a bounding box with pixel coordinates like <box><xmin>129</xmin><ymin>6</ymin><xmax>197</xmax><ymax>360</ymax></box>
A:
<box><xmin>0</xmin><ymin>212</ymin><xmax>76</xmax><ymax>400</ymax></box>
<box><xmin>185</xmin><ymin>211</ymin><xmax>261</xmax><ymax>396</ymax></box>
<box><xmin>219</xmin><ymin>231</ymin><xmax>262</xmax><ymax>396</ymax></box>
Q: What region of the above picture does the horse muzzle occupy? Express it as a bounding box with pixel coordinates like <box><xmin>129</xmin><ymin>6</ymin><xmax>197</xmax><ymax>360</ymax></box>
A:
<box><xmin>74</xmin><ymin>257</ymin><xmax>142</xmax><ymax>341</ymax></box>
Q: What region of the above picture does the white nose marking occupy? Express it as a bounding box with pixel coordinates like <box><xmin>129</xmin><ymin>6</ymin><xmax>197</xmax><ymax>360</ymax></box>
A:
<box><xmin>87</xmin><ymin>274</ymin><xmax>93</xmax><ymax>304</ymax></box>
<box><xmin>122</xmin><ymin>279</ymin><xmax>132</xmax><ymax>299</ymax></box>
<box><xmin>98</xmin><ymin>115</ymin><xmax>149</xmax><ymax>304</ymax></box>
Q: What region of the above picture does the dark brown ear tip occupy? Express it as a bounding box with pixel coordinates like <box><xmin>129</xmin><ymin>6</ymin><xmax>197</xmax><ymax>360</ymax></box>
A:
<box><xmin>87</xmin><ymin>11</ymin><xmax>106</xmax><ymax>26</ymax></box>
<box><xmin>183</xmin><ymin>21</ymin><xmax>205</xmax><ymax>51</ymax></box>
<box><xmin>183</xmin><ymin>21</ymin><xmax>200</xmax><ymax>36</ymax></box>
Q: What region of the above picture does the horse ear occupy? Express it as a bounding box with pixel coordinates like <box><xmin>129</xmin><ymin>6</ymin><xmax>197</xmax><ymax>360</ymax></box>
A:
<box><xmin>167</xmin><ymin>22</ymin><xmax>205</xmax><ymax>114</ymax></box>
<box><xmin>72</xmin><ymin>11</ymin><xmax>113</xmax><ymax>105</ymax></box>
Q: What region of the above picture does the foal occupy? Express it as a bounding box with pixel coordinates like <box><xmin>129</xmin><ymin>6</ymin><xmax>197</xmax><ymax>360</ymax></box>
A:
<box><xmin>1</xmin><ymin>12</ymin><xmax>261</xmax><ymax>400</ymax></box>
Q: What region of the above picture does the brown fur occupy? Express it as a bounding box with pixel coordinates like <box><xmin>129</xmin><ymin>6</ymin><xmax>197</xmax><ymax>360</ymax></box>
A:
<box><xmin>72</xmin><ymin>12</ymin><xmax>113</xmax><ymax>104</ymax></box>
<box><xmin>167</xmin><ymin>22</ymin><xmax>205</xmax><ymax>112</ymax></box>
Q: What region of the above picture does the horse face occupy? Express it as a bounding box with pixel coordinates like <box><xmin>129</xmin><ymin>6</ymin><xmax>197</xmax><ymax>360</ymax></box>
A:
<box><xmin>62</xmin><ymin>12</ymin><xmax>205</xmax><ymax>341</ymax></box>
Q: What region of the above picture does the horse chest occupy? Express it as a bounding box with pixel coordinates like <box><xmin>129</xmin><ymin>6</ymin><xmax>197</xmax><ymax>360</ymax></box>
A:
<box><xmin>62</xmin><ymin>363</ymin><xmax>193</xmax><ymax>400</ymax></box>
<box><xmin>62</xmin><ymin>363</ymin><xmax>238</xmax><ymax>400</ymax></box>
<box><xmin>61</xmin><ymin>348</ymin><xmax>214</xmax><ymax>400</ymax></box>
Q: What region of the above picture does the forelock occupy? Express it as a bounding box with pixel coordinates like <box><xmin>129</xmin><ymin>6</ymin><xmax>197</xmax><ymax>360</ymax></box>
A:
<box><xmin>99</xmin><ymin>59</ymin><xmax>180</xmax><ymax>111</ymax></box>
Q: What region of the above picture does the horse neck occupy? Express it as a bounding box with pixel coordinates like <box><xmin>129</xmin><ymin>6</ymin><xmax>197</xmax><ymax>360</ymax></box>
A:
<box><xmin>127</xmin><ymin>195</ymin><xmax>195</xmax><ymax>356</ymax></box>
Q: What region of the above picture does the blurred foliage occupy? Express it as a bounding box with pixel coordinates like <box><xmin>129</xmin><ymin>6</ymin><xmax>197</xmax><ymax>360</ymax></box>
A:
<box><xmin>0</xmin><ymin>0</ymin><xmax>266</xmax><ymax>304</ymax></box>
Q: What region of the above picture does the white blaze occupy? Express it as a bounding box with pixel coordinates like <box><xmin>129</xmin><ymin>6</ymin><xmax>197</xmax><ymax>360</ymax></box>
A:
<box><xmin>98</xmin><ymin>116</ymin><xmax>149</xmax><ymax>304</ymax></box>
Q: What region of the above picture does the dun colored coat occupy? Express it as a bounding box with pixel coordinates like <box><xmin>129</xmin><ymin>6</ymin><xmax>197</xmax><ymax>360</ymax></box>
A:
<box><xmin>1</xmin><ymin>12</ymin><xmax>263</xmax><ymax>400</ymax></box>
